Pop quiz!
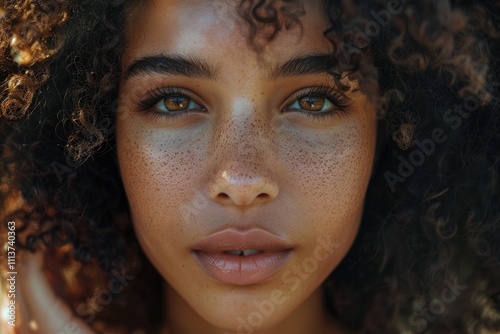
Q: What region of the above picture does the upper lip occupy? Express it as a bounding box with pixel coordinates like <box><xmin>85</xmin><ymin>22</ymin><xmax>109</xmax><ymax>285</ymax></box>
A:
<box><xmin>191</xmin><ymin>228</ymin><xmax>293</xmax><ymax>254</ymax></box>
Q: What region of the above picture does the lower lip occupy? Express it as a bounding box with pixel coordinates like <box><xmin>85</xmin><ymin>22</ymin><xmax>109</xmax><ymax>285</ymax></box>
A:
<box><xmin>192</xmin><ymin>250</ymin><xmax>292</xmax><ymax>285</ymax></box>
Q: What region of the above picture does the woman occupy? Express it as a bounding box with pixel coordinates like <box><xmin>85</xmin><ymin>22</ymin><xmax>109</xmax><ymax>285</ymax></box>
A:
<box><xmin>1</xmin><ymin>0</ymin><xmax>499</xmax><ymax>333</ymax></box>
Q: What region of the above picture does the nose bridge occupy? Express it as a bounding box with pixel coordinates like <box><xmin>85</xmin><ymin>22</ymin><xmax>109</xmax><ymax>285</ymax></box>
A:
<box><xmin>206</xmin><ymin>97</ymin><xmax>279</xmax><ymax>207</ymax></box>
<box><xmin>213</xmin><ymin>98</ymin><xmax>270</xmax><ymax>160</ymax></box>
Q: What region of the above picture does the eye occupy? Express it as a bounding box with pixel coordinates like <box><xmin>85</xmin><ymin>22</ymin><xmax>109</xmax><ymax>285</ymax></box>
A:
<box><xmin>153</xmin><ymin>93</ymin><xmax>203</xmax><ymax>113</ymax></box>
<box><xmin>284</xmin><ymin>86</ymin><xmax>352</xmax><ymax>120</ymax></box>
<box><xmin>288</xmin><ymin>95</ymin><xmax>334</xmax><ymax>113</ymax></box>
<box><xmin>135</xmin><ymin>86</ymin><xmax>207</xmax><ymax>120</ymax></box>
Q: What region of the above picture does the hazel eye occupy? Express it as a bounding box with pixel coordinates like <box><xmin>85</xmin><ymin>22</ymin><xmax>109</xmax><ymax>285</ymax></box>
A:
<box><xmin>165</xmin><ymin>95</ymin><xmax>190</xmax><ymax>111</ymax></box>
<box><xmin>288</xmin><ymin>95</ymin><xmax>335</xmax><ymax>113</ymax></box>
<box><xmin>299</xmin><ymin>96</ymin><xmax>328</xmax><ymax>111</ymax></box>
<box><xmin>154</xmin><ymin>94</ymin><xmax>203</xmax><ymax>113</ymax></box>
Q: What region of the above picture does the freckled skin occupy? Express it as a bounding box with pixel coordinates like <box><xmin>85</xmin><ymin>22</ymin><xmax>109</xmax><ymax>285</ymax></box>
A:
<box><xmin>116</xmin><ymin>1</ymin><xmax>377</xmax><ymax>334</ymax></box>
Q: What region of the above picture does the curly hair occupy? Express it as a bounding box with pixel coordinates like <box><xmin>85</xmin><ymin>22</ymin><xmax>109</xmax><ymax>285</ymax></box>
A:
<box><xmin>1</xmin><ymin>0</ymin><xmax>499</xmax><ymax>333</ymax></box>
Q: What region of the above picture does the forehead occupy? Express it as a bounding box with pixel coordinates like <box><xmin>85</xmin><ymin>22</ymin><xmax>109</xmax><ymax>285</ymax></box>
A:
<box><xmin>122</xmin><ymin>0</ymin><xmax>331</xmax><ymax>68</ymax></box>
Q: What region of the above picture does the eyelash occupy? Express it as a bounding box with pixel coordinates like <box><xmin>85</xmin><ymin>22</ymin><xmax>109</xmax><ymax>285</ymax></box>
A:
<box><xmin>286</xmin><ymin>86</ymin><xmax>353</xmax><ymax>120</ymax></box>
<box><xmin>135</xmin><ymin>85</ymin><xmax>353</xmax><ymax>121</ymax></box>
<box><xmin>136</xmin><ymin>87</ymin><xmax>205</xmax><ymax>120</ymax></box>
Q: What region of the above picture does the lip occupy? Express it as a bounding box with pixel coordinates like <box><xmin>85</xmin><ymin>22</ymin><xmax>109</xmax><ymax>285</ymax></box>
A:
<box><xmin>191</xmin><ymin>228</ymin><xmax>293</xmax><ymax>285</ymax></box>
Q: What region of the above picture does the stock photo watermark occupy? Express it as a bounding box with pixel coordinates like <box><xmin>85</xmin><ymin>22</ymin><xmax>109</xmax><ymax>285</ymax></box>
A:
<box><xmin>2</xmin><ymin>221</ymin><xmax>17</xmax><ymax>327</ymax></box>
<box><xmin>351</xmin><ymin>0</ymin><xmax>404</xmax><ymax>46</ymax></box>
<box><xmin>75</xmin><ymin>268</ymin><xmax>136</xmax><ymax>324</ymax></box>
<box><xmin>181</xmin><ymin>189</ymin><xmax>209</xmax><ymax>225</ymax></box>
<box><xmin>43</xmin><ymin>267</ymin><xmax>136</xmax><ymax>334</ymax></box>
<box><xmin>340</xmin><ymin>0</ymin><xmax>410</xmax><ymax>62</ymax></box>
<box><xmin>228</xmin><ymin>235</ymin><xmax>341</xmax><ymax>334</ymax></box>
<box><xmin>408</xmin><ymin>276</ymin><xmax>467</xmax><ymax>333</ymax></box>
<box><xmin>384</xmin><ymin>95</ymin><xmax>481</xmax><ymax>192</ymax></box>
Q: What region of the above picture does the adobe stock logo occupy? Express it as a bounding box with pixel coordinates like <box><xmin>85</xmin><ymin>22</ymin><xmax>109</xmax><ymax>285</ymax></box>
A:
<box><xmin>75</xmin><ymin>268</ymin><xmax>136</xmax><ymax>324</ymax></box>
<box><xmin>46</xmin><ymin>267</ymin><xmax>136</xmax><ymax>334</ymax></box>
<box><xmin>229</xmin><ymin>235</ymin><xmax>341</xmax><ymax>334</ymax></box>
<box><xmin>384</xmin><ymin>95</ymin><xmax>481</xmax><ymax>192</ymax></box>
<box><xmin>180</xmin><ymin>189</ymin><xmax>209</xmax><ymax>225</ymax></box>
<box><xmin>341</xmin><ymin>0</ymin><xmax>409</xmax><ymax>62</ymax></box>
<box><xmin>408</xmin><ymin>276</ymin><xmax>467</xmax><ymax>333</ymax></box>
<box><xmin>351</xmin><ymin>0</ymin><xmax>405</xmax><ymax>48</ymax></box>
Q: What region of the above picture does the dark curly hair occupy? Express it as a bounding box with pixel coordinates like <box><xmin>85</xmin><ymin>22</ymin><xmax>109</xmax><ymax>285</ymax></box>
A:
<box><xmin>1</xmin><ymin>0</ymin><xmax>500</xmax><ymax>333</ymax></box>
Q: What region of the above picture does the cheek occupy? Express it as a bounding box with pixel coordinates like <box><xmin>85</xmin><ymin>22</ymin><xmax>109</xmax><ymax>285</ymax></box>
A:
<box><xmin>282</xmin><ymin>122</ymin><xmax>374</xmax><ymax>205</ymax></box>
<box><xmin>277</xmin><ymin>120</ymin><xmax>375</xmax><ymax>266</ymax></box>
<box><xmin>115</xmin><ymin>125</ymin><xmax>207</xmax><ymax>263</ymax></box>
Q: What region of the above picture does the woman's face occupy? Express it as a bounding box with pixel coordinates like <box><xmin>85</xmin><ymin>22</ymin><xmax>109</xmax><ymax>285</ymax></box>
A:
<box><xmin>116</xmin><ymin>0</ymin><xmax>377</xmax><ymax>332</ymax></box>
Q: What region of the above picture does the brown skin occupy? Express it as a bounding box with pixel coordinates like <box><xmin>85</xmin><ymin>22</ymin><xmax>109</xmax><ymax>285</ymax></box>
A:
<box><xmin>10</xmin><ymin>1</ymin><xmax>375</xmax><ymax>334</ymax></box>
<box><xmin>10</xmin><ymin>1</ymin><xmax>376</xmax><ymax>334</ymax></box>
<box><xmin>113</xmin><ymin>0</ymin><xmax>379</xmax><ymax>333</ymax></box>
<box><xmin>115</xmin><ymin>1</ymin><xmax>377</xmax><ymax>333</ymax></box>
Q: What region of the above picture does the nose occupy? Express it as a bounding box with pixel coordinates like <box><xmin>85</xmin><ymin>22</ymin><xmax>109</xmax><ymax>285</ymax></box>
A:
<box><xmin>207</xmin><ymin>160</ymin><xmax>279</xmax><ymax>207</ymax></box>
<box><xmin>206</xmin><ymin>98</ymin><xmax>279</xmax><ymax>208</ymax></box>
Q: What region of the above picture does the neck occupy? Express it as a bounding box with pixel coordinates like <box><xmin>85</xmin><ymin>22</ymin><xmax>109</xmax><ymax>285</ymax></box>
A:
<box><xmin>161</xmin><ymin>280</ymin><xmax>349</xmax><ymax>334</ymax></box>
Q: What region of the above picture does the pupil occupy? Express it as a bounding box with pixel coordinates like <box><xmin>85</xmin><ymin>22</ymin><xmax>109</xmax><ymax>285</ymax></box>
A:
<box><xmin>165</xmin><ymin>95</ymin><xmax>189</xmax><ymax>111</ymax></box>
<box><xmin>299</xmin><ymin>96</ymin><xmax>324</xmax><ymax>111</ymax></box>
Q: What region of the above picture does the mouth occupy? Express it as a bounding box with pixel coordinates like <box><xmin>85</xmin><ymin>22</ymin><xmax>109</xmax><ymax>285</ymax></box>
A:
<box><xmin>191</xmin><ymin>228</ymin><xmax>293</xmax><ymax>286</ymax></box>
<box><xmin>222</xmin><ymin>249</ymin><xmax>263</xmax><ymax>256</ymax></box>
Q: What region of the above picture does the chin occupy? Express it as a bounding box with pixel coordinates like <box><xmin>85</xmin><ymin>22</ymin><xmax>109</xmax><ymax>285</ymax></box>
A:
<box><xmin>202</xmin><ymin>306</ymin><xmax>288</xmax><ymax>334</ymax></box>
<box><xmin>187</xmin><ymin>284</ymin><xmax>306</xmax><ymax>333</ymax></box>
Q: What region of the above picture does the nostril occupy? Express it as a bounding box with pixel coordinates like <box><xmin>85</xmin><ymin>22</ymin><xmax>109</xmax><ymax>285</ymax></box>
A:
<box><xmin>257</xmin><ymin>193</ymin><xmax>269</xmax><ymax>199</ymax></box>
<box><xmin>218</xmin><ymin>193</ymin><xmax>230</xmax><ymax>200</ymax></box>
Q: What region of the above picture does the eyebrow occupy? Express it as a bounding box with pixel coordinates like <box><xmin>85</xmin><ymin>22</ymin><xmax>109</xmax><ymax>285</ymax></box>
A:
<box><xmin>122</xmin><ymin>53</ymin><xmax>338</xmax><ymax>82</ymax></box>
<box><xmin>123</xmin><ymin>54</ymin><xmax>217</xmax><ymax>81</ymax></box>
<box><xmin>269</xmin><ymin>54</ymin><xmax>339</xmax><ymax>80</ymax></box>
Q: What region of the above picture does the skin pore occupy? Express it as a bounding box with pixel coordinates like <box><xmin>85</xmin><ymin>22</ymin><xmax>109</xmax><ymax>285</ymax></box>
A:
<box><xmin>116</xmin><ymin>0</ymin><xmax>377</xmax><ymax>333</ymax></box>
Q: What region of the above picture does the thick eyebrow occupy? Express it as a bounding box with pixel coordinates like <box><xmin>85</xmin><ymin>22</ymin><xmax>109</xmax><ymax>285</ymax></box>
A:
<box><xmin>269</xmin><ymin>54</ymin><xmax>339</xmax><ymax>80</ymax></box>
<box><xmin>123</xmin><ymin>53</ymin><xmax>337</xmax><ymax>82</ymax></box>
<box><xmin>123</xmin><ymin>54</ymin><xmax>217</xmax><ymax>81</ymax></box>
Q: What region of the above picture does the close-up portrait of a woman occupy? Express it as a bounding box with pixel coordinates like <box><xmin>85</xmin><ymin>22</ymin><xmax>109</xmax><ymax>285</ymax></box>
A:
<box><xmin>0</xmin><ymin>0</ymin><xmax>499</xmax><ymax>333</ymax></box>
